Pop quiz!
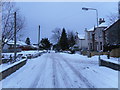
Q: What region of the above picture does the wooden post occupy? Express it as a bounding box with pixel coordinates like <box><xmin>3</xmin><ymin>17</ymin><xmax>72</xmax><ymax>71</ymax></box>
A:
<box><xmin>38</xmin><ymin>25</ymin><xmax>40</xmax><ymax>51</ymax></box>
<box><xmin>14</xmin><ymin>12</ymin><xmax>17</xmax><ymax>62</ymax></box>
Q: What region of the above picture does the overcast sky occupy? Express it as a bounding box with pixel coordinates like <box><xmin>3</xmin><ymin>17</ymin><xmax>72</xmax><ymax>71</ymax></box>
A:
<box><xmin>16</xmin><ymin>2</ymin><xmax>118</xmax><ymax>44</ymax></box>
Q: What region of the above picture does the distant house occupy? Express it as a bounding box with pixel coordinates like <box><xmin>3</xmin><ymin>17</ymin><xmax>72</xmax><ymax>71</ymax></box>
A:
<box><xmin>2</xmin><ymin>40</ymin><xmax>26</xmax><ymax>53</ymax></box>
<box><xmin>3</xmin><ymin>40</ymin><xmax>39</xmax><ymax>52</ymax></box>
<box><xmin>75</xmin><ymin>32</ymin><xmax>88</xmax><ymax>50</ymax></box>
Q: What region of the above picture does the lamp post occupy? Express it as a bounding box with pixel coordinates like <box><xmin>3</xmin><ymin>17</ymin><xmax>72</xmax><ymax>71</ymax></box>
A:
<box><xmin>82</xmin><ymin>7</ymin><xmax>98</xmax><ymax>27</ymax></box>
<box><xmin>82</xmin><ymin>7</ymin><xmax>100</xmax><ymax>60</ymax></box>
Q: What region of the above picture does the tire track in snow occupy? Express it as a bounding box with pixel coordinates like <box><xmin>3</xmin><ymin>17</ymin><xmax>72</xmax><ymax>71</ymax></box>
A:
<box><xmin>51</xmin><ymin>53</ymin><xmax>81</xmax><ymax>88</ymax></box>
<box><xmin>55</xmin><ymin>56</ymin><xmax>78</xmax><ymax>88</ymax></box>
<box><xmin>52</xmin><ymin>54</ymin><xmax>59</xmax><ymax>88</ymax></box>
<box><xmin>59</xmin><ymin>54</ymin><xmax>95</xmax><ymax>88</ymax></box>
<box><xmin>29</xmin><ymin>54</ymin><xmax>48</xmax><ymax>88</ymax></box>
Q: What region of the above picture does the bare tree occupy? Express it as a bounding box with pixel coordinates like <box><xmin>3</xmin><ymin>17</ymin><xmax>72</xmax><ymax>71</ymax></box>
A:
<box><xmin>1</xmin><ymin>1</ymin><xmax>25</xmax><ymax>48</ymax></box>
<box><xmin>107</xmin><ymin>12</ymin><xmax>118</xmax><ymax>25</ymax></box>
<box><xmin>51</xmin><ymin>27</ymin><xmax>61</xmax><ymax>44</ymax></box>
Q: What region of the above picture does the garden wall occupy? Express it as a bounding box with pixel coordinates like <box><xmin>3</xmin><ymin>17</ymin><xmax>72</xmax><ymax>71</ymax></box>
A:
<box><xmin>99</xmin><ymin>59</ymin><xmax>120</xmax><ymax>71</ymax></box>
<box><xmin>0</xmin><ymin>59</ymin><xmax>27</xmax><ymax>81</ymax></box>
<box><xmin>110</xmin><ymin>48</ymin><xmax>120</xmax><ymax>58</ymax></box>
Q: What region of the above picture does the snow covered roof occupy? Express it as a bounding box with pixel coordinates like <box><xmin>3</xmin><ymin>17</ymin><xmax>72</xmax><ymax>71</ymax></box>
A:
<box><xmin>78</xmin><ymin>34</ymin><xmax>85</xmax><ymax>39</ymax></box>
<box><xmin>7</xmin><ymin>40</ymin><xmax>27</xmax><ymax>46</ymax></box>
<box><xmin>98</xmin><ymin>22</ymin><xmax>108</xmax><ymax>28</ymax></box>
<box><xmin>31</xmin><ymin>45</ymin><xmax>39</xmax><ymax>48</ymax></box>
<box><xmin>87</xmin><ymin>27</ymin><xmax>95</xmax><ymax>32</ymax></box>
<box><xmin>104</xmin><ymin>19</ymin><xmax>120</xmax><ymax>31</ymax></box>
<box><xmin>87</xmin><ymin>22</ymin><xmax>108</xmax><ymax>32</ymax></box>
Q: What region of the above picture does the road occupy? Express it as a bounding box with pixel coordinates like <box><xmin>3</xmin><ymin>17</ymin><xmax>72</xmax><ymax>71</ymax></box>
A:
<box><xmin>2</xmin><ymin>52</ymin><xmax>118</xmax><ymax>88</ymax></box>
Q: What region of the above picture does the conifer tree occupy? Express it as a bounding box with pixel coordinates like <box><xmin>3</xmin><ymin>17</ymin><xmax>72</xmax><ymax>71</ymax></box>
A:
<box><xmin>40</xmin><ymin>38</ymin><xmax>51</xmax><ymax>50</ymax></box>
<box><xmin>59</xmin><ymin>28</ymin><xmax>69</xmax><ymax>50</ymax></box>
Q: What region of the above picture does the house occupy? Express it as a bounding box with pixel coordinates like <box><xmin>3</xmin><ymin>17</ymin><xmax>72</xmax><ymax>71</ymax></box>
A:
<box><xmin>104</xmin><ymin>19</ymin><xmax>120</xmax><ymax>46</ymax></box>
<box><xmin>103</xmin><ymin>19</ymin><xmax>120</xmax><ymax>57</ymax></box>
<box><xmin>94</xmin><ymin>22</ymin><xmax>107</xmax><ymax>51</ymax></box>
<box><xmin>86</xmin><ymin>18</ymin><xmax>108</xmax><ymax>51</ymax></box>
<box><xmin>3</xmin><ymin>40</ymin><xmax>39</xmax><ymax>52</ymax></box>
<box><xmin>3</xmin><ymin>40</ymin><xmax>27</xmax><ymax>52</ymax></box>
<box><xmin>85</xmin><ymin>27</ymin><xmax>95</xmax><ymax>51</ymax></box>
<box><xmin>75</xmin><ymin>32</ymin><xmax>88</xmax><ymax>50</ymax></box>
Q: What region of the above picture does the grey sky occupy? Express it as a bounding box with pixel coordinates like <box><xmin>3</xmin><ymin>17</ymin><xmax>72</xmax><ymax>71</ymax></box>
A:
<box><xmin>16</xmin><ymin>2</ymin><xmax>118</xmax><ymax>44</ymax></box>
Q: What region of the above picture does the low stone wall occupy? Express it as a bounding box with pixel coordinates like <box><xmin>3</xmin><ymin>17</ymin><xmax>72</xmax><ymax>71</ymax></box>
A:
<box><xmin>0</xmin><ymin>59</ymin><xmax>27</xmax><ymax>81</ymax></box>
<box><xmin>0</xmin><ymin>51</ymin><xmax>46</xmax><ymax>80</ymax></box>
<box><xmin>110</xmin><ymin>48</ymin><xmax>120</xmax><ymax>58</ymax></box>
<box><xmin>99</xmin><ymin>59</ymin><xmax>120</xmax><ymax>71</ymax></box>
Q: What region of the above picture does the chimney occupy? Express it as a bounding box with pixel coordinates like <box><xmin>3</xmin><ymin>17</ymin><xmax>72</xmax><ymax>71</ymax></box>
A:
<box><xmin>99</xmin><ymin>18</ymin><xmax>105</xmax><ymax>25</ymax></box>
<box><xmin>85</xmin><ymin>28</ymin><xmax>87</xmax><ymax>32</ymax></box>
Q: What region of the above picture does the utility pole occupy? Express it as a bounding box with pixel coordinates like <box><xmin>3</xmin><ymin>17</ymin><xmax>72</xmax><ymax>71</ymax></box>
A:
<box><xmin>38</xmin><ymin>25</ymin><xmax>40</xmax><ymax>51</ymax></box>
<box><xmin>14</xmin><ymin>12</ymin><xmax>17</xmax><ymax>62</ymax></box>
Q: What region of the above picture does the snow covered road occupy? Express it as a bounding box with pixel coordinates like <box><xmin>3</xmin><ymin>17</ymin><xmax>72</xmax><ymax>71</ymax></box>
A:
<box><xmin>1</xmin><ymin>52</ymin><xmax>118</xmax><ymax>88</ymax></box>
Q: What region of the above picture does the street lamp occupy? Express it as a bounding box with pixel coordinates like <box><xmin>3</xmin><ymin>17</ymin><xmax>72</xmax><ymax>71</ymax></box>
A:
<box><xmin>82</xmin><ymin>7</ymin><xmax>101</xmax><ymax>60</ymax></box>
<box><xmin>82</xmin><ymin>7</ymin><xmax>98</xmax><ymax>26</ymax></box>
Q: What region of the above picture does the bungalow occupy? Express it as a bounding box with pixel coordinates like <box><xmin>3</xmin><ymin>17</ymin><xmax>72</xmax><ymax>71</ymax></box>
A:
<box><xmin>3</xmin><ymin>40</ymin><xmax>39</xmax><ymax>53</ymax></box>
<box><xmin>3</xmin><ymin>40</ymin><xmax>27</xmax><ymax>53</ymax></box>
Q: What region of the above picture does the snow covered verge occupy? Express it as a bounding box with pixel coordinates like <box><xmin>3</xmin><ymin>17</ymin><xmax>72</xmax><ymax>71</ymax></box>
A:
<box><xmin>1</xmin><ymin>52</ymin><xmax>118</xmax><ymax>88</ymax></box>
<box><xmin>100</xmin><ymin>55</ymin><xmax>120</xmax><ymax>64</ymax></box>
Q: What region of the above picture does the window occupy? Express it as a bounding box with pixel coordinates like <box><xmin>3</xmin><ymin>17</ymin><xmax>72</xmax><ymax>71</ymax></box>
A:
<box><xmin>100</xmin><ymin>42</ymin><xmax>102</xmax><ymax>50</ymax></box>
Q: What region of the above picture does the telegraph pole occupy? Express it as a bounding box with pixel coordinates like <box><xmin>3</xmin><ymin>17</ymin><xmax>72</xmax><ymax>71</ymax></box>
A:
<box><xmin>38</xmin><ymin>25</ymin><xmax>40</xmax><ymax>51</ymax></box>
<box><xmin>14</xmin><ymin>12</ymin><xmax>17</xmax><ymax>62</ymax></box>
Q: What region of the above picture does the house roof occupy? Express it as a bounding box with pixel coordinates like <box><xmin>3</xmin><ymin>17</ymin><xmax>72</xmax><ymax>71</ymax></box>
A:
<box><xmin>87</xmin><ymin>27</ymin><xmax>95</xmax><ymax>32</ymax></box>
<box><xmin>98</xmin><ymin>22</ymin><xmax>108</xmax><ymax>28</ymax></box>
<box><xmin>104</xmin><ymin>19</ymin><xmax>120</xmax><ymax>31</ymax></box>
<box><xmin>78</xmin><ymin>34</ymin><xmax>85</xmax><ymax>39</ymax></box>
<box><xmin>87</xmin><ymin>22</ymin><xmax>108</xmax><ymax>32</ymax></box>
<box><xmin>7</xmin><ymin>40</ymin><xmax>27</xmax><ymax>46</ymax></box>
<box><xmin>31</xmin><ymin>45</ymin><xmax>39</xmax><ymax>48</ymax></box>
